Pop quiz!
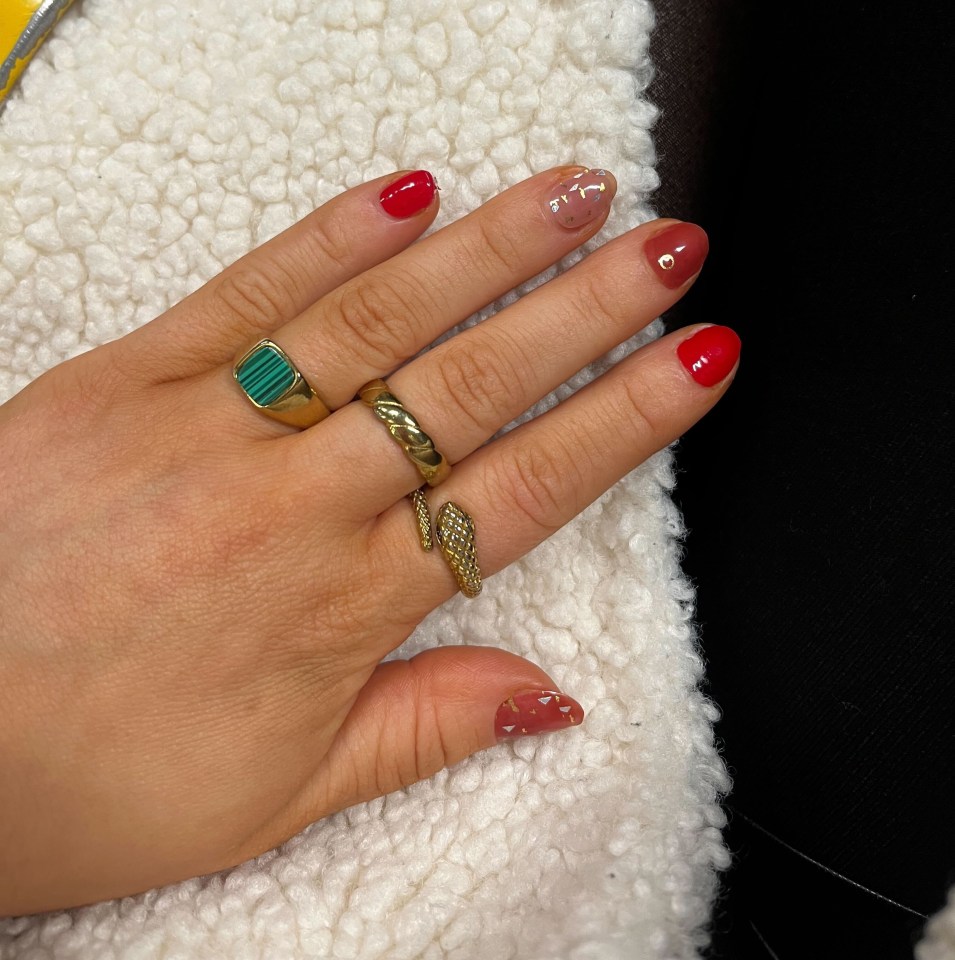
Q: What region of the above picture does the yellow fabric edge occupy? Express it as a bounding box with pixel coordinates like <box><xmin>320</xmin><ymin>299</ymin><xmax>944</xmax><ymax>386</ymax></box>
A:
<box><xmin>1</xmin><ymin>1</ymin><xmax>77</xmax><ymax>103</ymax></box>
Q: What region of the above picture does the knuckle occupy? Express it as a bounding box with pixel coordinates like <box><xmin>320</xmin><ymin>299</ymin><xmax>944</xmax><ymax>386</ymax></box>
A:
<box><xmin>213</xmin><ymin>262</ymin><xmax>297</xmax><ymax>332</ymax></box>
<box><xmin>333</xmin><ymin>274</ymin><xmax>424</xmax><ymax>369</ymax></box>
<box><xmin>492</xmin><ymin>440</ymin><xmax>579</xmax><ymax>537</ymax></box>
<box><xmin>466</xmin><ymin>214</ymin><xmax>524</xmax><ymax>278</ymax></box>
<box><xmin>616</xmin><ymin>374</ymin><xmax>666</xmax><ymax>444</ymax></box>
<box><xmin>574</xmin><ymin>266</ymin><xmax>627</xmax><ymax>332</ymax></box>
<box><xmin>396</xmin><ymin>701</ymin><xmax>446</xmax><ymax>789</ymax></box>
<box><xmin>414</xmin><ymin>719</ymin><xmax>450</xmax><ymax>785</ymax></box>
<box><xmin>59</xmin><ymin>349</ymin><xmax>129</xmax><ymax>412</ymax></box>
<box><xmin>433</xmin><ymin>337</ymin><xmax>524</xmax><ymax>438</ymax></box>
<box><xmin>409</xmin><ymin>674</ymin><xmax>450</xmax><ymax>785</ymax></box>
<box><xmin>299</xmin><ymin>211</ymin><xmax>355</xmax><ymax>268</ymax></box>
<box><xmin>27</xmin><ymin>349</ymin><xmax>138</xmax><ymax>437</ymax></box>
<box><xmin>369</xmin><ymin>663</ymin><xmax>448</xmax><ymax>793</ymax></box>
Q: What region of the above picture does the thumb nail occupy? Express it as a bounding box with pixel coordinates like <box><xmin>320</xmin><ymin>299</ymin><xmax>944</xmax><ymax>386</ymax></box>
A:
<box><xmin>494</xmin><ymin>689</ymin><xmax>585</xmax><ymax>741</ymax></box>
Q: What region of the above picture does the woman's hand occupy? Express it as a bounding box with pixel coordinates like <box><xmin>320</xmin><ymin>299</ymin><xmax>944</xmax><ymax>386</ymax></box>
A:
<box><xmin>0</xmin><ymin>167</ymin><xmax>737</xmax><ymax>915</ymax></box>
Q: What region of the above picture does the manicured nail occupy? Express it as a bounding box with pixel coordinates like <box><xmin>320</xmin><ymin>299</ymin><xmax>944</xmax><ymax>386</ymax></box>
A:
<box><xmin>494</xmin><ymin>690</ymin><xmax>585</xmax><ymax>741</ymax></box>
<box><xmin>379</xmin><ymin>170</ymin><xmax>437</xmax><ymax>219</ymax></box>
<box><xmin>677</xmin><ymin>325</ymin><xmax>741</xmax><ymax>387</ymax></box>
<box><xmin>645</xmin><ymin>222</ymin><xmax>709</xmax><ymax>288</ymax></box>
<box><xmin>545</xmin><ymin>168</ymin><xmax>616</xmax><ymax>229</ymax></box>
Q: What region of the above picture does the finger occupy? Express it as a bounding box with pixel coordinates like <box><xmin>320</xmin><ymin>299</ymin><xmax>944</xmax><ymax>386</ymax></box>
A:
<box><xmin>226</xmin><ymin>166</ymin><xmax>617</xmax><ymax>415</ymax></box>
<box><xmin>121</xmin><ymin>171</ymin><xmax>440</xmax><ymax>382</ymax></box>
<box><xmin>381</xmin><ymin>218</ymin><xmax>706</xmax><ymax>467</ymax></box>
<box><xmin>253</xmin><ymin>646</ymin><xmax>585</xmax><ymax>843</ymax></box>
<box><xmin>370</xmin><ymin>324</ymin><xmax>741</xmax><ymax>613</ymax></box>
<box><xmin>300</xmin><ymin>219</ymin><xmax>708</xmax><ymax>513</ymax></box>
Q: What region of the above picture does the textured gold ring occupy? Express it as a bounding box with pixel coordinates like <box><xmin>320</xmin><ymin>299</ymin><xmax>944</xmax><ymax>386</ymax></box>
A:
<box><xmin>411</xmin><ymin>489</ymin><xmax>434</xmax><ymax>551</ymax></box>
<box><xmin>435</xmin><ymin>501</ymin><xmax>483</xmax><ymax>598</ymax></box>
<box><xmin>359</xmin><ymin>379</ymin><xmax>450</xmax><ymax>487</ymax></box>
<box><xmin>410</xmin><ymin>490</ymin><xmax>482</xmax><ymax>597</ymax></box>
<box><xmin>234</xmin><ymin>339</ymin><xmax>331</xmax><ymax>429</ymax></box>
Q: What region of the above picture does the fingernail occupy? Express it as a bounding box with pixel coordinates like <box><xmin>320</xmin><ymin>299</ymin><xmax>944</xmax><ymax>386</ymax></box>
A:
<box><xmin>379</xmin><ymin>170</ymin><xmax>438</xmax><ymax>219</ymax></box>
<box><xmin>494</xmin><ymin>690</ymin><xmax>585</xmax><ymax>741</ymax></box>
<box><xmin>645</xmin><ymin>221</ymin><xmax>709</xmax><ymax>288</ymax></box>
<box><xmin>545</xmin><ymin>168</ymin><xmax>616</xmax><ymax>229</ymax></box>
<box><xmin>677</xmin><ymin>325</ymin><xmax>741</xmax><ymax>387</ymax></box>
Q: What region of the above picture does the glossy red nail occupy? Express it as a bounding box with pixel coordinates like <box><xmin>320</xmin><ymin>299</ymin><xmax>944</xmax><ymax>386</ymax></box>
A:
<box><xmin>494</xmin><ymin>690</ymin><xmax>585</xmax><ymax>741</ymax></box>
<box><xmin>677</xmin><ymin>325</ymin><xmax>741</xmax><ymax>387</ymax></box>
<box><xmin>645</xmin><ymin>222</ymin><xmax>709</xmax><ymax>288</ymax></box>
<box><xmin>379</xmin><ymin>170</ymin><xmax>437</xmax><ymax>219</ymax></box>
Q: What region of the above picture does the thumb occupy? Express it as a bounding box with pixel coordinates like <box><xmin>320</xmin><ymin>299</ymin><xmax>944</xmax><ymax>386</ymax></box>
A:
<box><xmin>320</xmin><ymin>645</ymin><xmax>585</xmax><ymax>809</ymax></box>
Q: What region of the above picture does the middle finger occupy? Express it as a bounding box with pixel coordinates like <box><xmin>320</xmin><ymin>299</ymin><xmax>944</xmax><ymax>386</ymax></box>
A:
<box><xmin>300</xmin><ymin>218</ymin><xmax>708</xmax><ymax>515</ymax></box>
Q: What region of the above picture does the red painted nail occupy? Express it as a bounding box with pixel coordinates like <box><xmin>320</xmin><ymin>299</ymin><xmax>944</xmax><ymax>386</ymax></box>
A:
<box><xmin>494</xmin><ymin>690</ymin><xmax>585</xmax><ymax>741</ymax></box>
<box><xmin>677</xmin><ymin>325</ymin><xmax>741</xmax><ymax>387</ymax></box>
<box><xmin>645</xmin><ymin>221</ymin><xmax>709</xmax><ymax>288</ymax></box>
<box><xmin>379</xmin><ymin>170</ymin><xmax>437</xmax><ymax>219</ymax></box>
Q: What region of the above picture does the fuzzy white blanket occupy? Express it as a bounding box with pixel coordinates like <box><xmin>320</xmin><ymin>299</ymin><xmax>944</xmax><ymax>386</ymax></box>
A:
<box><xmin>0</xmin><ymin>1</ymin><xmax>732</xmax><ymax>956</ymax></box>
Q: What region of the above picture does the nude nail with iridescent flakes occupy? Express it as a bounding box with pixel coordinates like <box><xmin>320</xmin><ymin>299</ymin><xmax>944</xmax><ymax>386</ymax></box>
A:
<box><xmin>544</xmin><ymin>168</ymin><xmax>617</xmax><ymax>229</ymax></box>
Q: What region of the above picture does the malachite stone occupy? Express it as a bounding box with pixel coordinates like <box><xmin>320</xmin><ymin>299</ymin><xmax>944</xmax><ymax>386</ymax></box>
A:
<box><xmin>236</xmin><ymin>344</ymin><xmax>296</xmax><ymax>406</ymax></box>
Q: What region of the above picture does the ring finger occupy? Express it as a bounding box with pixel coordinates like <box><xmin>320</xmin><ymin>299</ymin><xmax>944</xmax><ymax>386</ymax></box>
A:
<box><xmin>373</xmin><ymin>322</ymin><xmax>741</xmax><ymax>613</ymax></box>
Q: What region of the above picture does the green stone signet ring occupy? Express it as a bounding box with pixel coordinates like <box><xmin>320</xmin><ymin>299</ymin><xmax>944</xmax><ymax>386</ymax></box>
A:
<box><xmin>233</xmin><ymin>339</ymin><xmax>331</xmax><ymax>428</ymax></box>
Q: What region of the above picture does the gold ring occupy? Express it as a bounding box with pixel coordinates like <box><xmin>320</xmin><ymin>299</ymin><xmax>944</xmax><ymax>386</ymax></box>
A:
<box><xmin>409</xmin><ymin>490</ymin><xmax>482</xmax><ymax>598</ymax></box>
<box><xmin>233</xmin><ymin>339</ymin><xmax>331</xmax><ymax>429</ymax></box>
<box><xmin>411</xmin><ymin>489</ymin><xmax>434</xmax><ymax>551</ymax></box>
<box><xmin>435</xmin><ymin>501</ymin><xmax>483</xmax><ymax>598</ymax></box>
<box><xmin>359</xmin><ymin>379</ymin><xmax>450</xmax><ymax>487</ymax></box>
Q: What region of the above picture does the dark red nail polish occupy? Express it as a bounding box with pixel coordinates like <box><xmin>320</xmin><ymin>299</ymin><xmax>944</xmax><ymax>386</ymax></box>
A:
<box><xmin>494</xmin><ymin>690</ymin><xmax>585</xmax><ymax>741</ymax></box>
<box><xmin>379</xmin><ymin>170</ymin><xmax>437</xmax><ymax>219</ymax></box>
<box><xmin>645</xmin><ymin>222</ymin><xmax>709</xmax><ymax>288</ymax></box>
<box><xmin>677</xmin><ymin>325</ymin><xmax>741</xmax><ymax>387</ymax></box>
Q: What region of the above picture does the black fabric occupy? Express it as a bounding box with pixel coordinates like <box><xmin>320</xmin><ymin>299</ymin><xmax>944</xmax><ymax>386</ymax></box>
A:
<box><xmin>648</xmin><ymin>2</ymin><xmax>954</xmax><ymax>958</ymax></box>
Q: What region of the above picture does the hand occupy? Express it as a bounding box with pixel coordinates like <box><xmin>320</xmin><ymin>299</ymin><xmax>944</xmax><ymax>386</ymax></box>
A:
<box><xmin>0</xmin><ymin>167</ymin><xmax>738</xmax><ymax>914</ymax></box>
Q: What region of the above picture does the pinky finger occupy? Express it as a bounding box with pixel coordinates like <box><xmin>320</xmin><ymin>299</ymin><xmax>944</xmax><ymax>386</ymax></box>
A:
<box><xmin>371</xmin><ymin>324</ymin><xmax>741</xmax><ymax>612</ymax></box>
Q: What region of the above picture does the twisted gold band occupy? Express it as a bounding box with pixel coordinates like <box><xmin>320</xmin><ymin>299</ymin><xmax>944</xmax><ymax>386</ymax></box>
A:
<box><xmin>359</xmin><ymin>379</ymin><xmax>450</xmax><ymax>487</ymax></box>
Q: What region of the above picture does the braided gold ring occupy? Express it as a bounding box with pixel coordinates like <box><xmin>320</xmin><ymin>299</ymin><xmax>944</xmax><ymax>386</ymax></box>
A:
<box><xmin>359</xmin><ymin>379</ymin><xmax>450</xmax><ymax>487</ymax></box>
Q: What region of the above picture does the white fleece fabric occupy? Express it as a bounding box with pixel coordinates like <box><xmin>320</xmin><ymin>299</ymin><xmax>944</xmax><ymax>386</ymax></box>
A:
<box><xmin>918</xmin><ymin>893</ymin><xmax>955</xmax><ymax>960</ymax></box>
<box><xmin>0</xmin><ymin>1</ymin><xmax>731</xmax><ymax>957</ymax></box>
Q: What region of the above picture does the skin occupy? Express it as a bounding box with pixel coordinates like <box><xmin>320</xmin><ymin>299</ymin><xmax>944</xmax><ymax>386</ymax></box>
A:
<box><xmin>0</xmin><ymin>167</ymin><xmax>735</xmax><ymax>916</ymax></box>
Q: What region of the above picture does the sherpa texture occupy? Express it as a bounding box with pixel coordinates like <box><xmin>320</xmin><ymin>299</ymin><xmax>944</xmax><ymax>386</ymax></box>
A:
<box><xmin>918</xmin><ymin>892</ymin><xmax>955</xmax><ymax>960</ymax></box>
<box><xmin>0</xmin><ymin>0</ymin><xmax>730</xmax><ymax>957</ymax></box>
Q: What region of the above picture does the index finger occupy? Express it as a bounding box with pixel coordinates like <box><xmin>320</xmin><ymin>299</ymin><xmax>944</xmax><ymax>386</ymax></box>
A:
<box><xmin>122</xmin><ymin>170</ymin><xmax>440</xmax><ymax>381</ymax></box>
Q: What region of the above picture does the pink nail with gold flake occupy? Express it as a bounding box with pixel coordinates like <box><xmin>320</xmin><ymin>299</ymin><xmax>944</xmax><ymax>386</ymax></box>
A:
<box><xmin>544</xmin><ymin>168</ymin><xmax>617</xmax><ymax>229</ymax></box>
<box><xmin>494</xmin><ymin>690</ymin><xmax>585</xmax><ymax>741</ymax></box>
